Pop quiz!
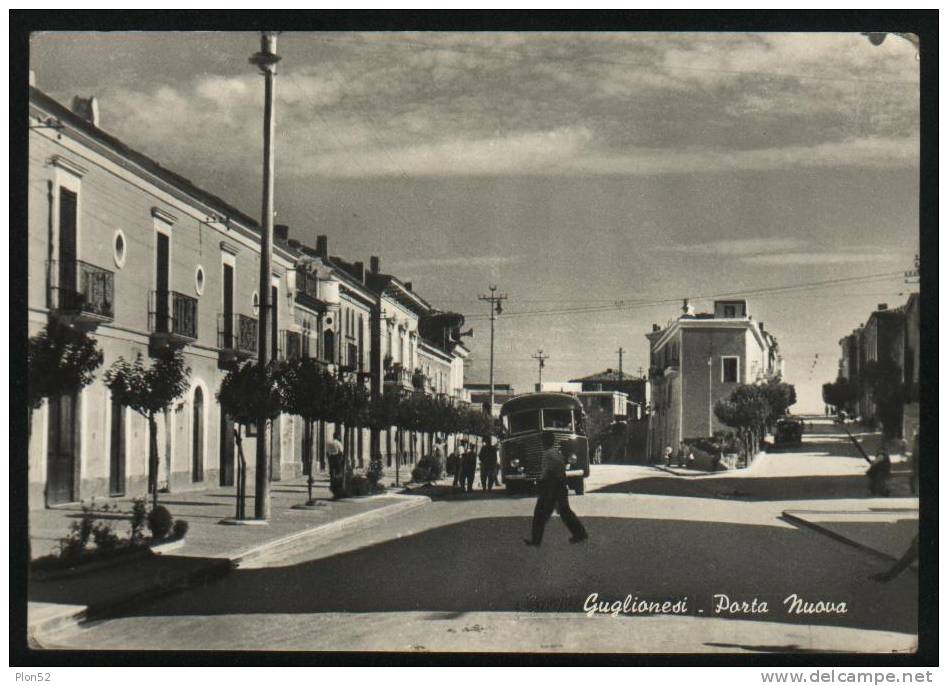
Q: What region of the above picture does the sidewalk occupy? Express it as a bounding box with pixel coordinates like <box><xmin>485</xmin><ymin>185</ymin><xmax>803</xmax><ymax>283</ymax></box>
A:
<box><xmin>27</xmin><ymin>475</ymin><xmax>430</xmax><ymax>643</ymax></box>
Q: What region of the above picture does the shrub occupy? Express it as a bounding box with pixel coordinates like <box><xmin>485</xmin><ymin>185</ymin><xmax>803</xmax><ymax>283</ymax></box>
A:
<box><xmin>349</xmin><ymin>474</ymin><xmax>371</xmax><ymax>496</ymax></box>
<box><xmin>367</xmin><ymin>456</ymin><xmax>384</xmax><ymax>485</ymax></box>
<box><xmin>59</xmin><ymin>504</ymin><xmax>96</xmax><ymax>561</ymax></box>
<box><xmin>147</xmin><ymin>505</ymin><xmax>174</xmax><ymax>541</ymax></box>
<box><xmin>172</xmin><ymin>519</ymin><xmax>189</xmax><ymax>540</ymax></box>
<box><xmin>92</xmin><ymin>521</ymin><xmax>121</xmax><ymax>553</ymax></box>
<box><xmin>130</xmin><ymin>497</ymin><xmax>148</xmax><ymax>544</ymax></box>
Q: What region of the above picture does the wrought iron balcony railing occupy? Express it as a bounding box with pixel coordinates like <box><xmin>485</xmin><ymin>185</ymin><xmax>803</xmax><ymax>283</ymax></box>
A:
<box><xmin>218</xmin><ymin>313</ymin><xmax>257</xmax><ymax>356</ymax></box>
<box><xmin>49</xmin><ymin>259</ymin><xmax>114</xmax><ymax>321</ymax></box>
<box><xmin>149</xmin><ymin>290</ymin><xmax>198</xmax><ymax>341</ymax></box>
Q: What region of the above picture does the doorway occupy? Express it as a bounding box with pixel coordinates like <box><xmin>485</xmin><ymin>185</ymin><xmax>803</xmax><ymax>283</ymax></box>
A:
<box><xmin>47</xmin><ymin>393</ymin><xmax>79</xmax><ymax>505</ymax></box>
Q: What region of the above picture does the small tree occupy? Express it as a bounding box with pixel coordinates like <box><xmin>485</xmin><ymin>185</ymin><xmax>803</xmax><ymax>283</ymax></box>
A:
<box><xmin>105</xmin><ymin>351</ymin><xmax>190</xmax><ymax>508</ymax></box>
<box><xmin>714</xmin><ymin>384</ymin><xmax>771</xmax><ymax>463</ymax></box>
<box><xmin>822</xmin><ymin>376</ymin><xmax>858</xmax><ymax>415</ymax></box>
<box><xmin>28</xmin><ymin>322</ymin><xmax>103</xmax><ymax>433</ymax></box>
<box><xmin>281</xmin><ymin>358</ymin><xmax>339</xmax><ymax>504</ymax></box>
<box><xmin>368</xmin><ymin>391</ymin><xmax>401</xmax><ymax>467</ymax></box>
<box><xmin>759</xmin><ymin>377</ymin><xmax>797</xmax><ymax>431</ymax></box>
<box><xmin>218</xmin><ymin>360</ymin><xmax>286</xmax><ymax>519</ymax></box>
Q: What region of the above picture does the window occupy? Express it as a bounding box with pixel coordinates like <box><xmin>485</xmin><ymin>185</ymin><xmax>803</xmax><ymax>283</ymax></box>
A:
<box><xmin>722</xmin><ymin>357</ymin><xmax>739</xmax><ymax>383</ymax></box>
<box><xmin>542</xmin><ymin>408</ymin><xmax>573</xmax><ymax>431</ymax></box>
<box><xmin>507</xmin><ymin>410</ymin><xmax>540</xmax><ymax>435</ymax></box>
<box><xmin>113</xmin><ymin>230</ymin><xmax>127</xmax><ymax>268</ymax></box>
<box><xmin>195</xmin><ymin>265</ymin><xmax>205</xmax><ymax>295</ymax></box>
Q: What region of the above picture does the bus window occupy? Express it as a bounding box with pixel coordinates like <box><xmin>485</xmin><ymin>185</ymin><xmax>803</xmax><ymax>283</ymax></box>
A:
<box><xmin>508</xmin><ymin>410</ymin><xmax>541</xmax><ymax>435</ymax></box>
<box><xmin>542</xmin><ymin>408</ymin><xmax>573</xmax><ymax>431</ymax></box>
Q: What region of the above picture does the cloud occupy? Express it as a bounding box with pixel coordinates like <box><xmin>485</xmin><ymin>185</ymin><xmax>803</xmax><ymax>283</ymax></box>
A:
<box><xmin>388</xmin><ymin>255</ymin><xmax>524</xmax><ymax>270</ymax></box>
<box><xmin>652</xmin><ymin>238</ymin><xmax>808</xmax><ymax>256</ymax></box>
<box><xmin>740</xmin><ymin>251</ymin><xmax>900</xmax><ymax>266</ymax></box>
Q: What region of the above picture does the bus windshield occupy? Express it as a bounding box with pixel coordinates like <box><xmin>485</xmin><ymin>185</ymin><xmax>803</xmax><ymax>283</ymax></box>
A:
<box><xmin>542</xmin><ymin>408</ymin><xmax>573</xmax><ymax>431</ymax></box>
<box><xmin>507</xmin><ymin>410</ymin><xmax>540</xmax><ymax>434</ymax></box>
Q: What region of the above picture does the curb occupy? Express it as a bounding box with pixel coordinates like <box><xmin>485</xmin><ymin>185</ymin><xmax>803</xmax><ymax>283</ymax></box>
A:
<box><xmin>779</xmin><ymin>511</ymin><xmax>906</xmax><ymax>564</ymax></box>
<box><xmin>28</xmin><ymin>494</ymin><xmax>431</xmax><ymax>643</ymax></box>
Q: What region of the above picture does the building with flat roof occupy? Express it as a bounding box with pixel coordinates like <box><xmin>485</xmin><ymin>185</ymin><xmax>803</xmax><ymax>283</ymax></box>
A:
<box><xmin>646</xmin><ymin>298</ymin><xmax>783</xmax><ymax>462</ymax></box>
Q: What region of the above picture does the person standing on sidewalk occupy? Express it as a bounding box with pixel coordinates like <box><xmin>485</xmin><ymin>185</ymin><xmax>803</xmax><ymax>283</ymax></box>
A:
<box><xmin>461</xmin><ymin>443</ymin><xmax>477</xmax><ymax>492</ymax></box>
<box><xmin>479</xmin><ymin>436</ymin><xmax>499</xmax><ymax>491</ymax></box>
<box><xmin>524</xmin><ymin>432</ymin><xmax>588</xmax><ymax>546</ymax></box>
<box><xmin>328</xmin><ymin>427</ymin><xmax>346</xmax><ymax>499</ymax></box>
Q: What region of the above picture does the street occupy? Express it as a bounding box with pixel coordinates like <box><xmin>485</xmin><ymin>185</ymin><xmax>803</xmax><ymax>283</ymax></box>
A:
<box><xmin>38</xmin><ymin>420</ymin><xmax>917</xmax><ymax>653</ymax></box>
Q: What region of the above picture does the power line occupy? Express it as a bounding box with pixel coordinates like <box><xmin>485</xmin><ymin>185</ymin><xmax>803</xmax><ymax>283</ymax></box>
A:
<box><xmin>461</xmin><ymin>271</ymin><xmax>904</xmax><ymax>321</ymax></box>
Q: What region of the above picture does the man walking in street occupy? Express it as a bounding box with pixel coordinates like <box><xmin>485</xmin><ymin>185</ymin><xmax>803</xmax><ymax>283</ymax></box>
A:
<box><xmin>327</xmin><ymin>427</ymin><xmax>346</xmax><ymax>499</ymax></box>
<box><xmin>524</xmin><ymin>432</ymin><xmax>588</xmax><ymax>546</ymax></box>
<box><xmin>479</xmin><ymin>435</ymin><xmax>499</xmax><ymax>491</ymax></box>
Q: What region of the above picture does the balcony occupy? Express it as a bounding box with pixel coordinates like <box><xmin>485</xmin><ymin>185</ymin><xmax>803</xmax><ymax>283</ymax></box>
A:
<box><xmin>149</xmin><ymin>290</ymin><xmax>198</xmax><ymax>349</ymax></box>
<box><xmin>49</xmin><ymin>259</ymin><xmax>114</xmax><ymax>328</ymax></box>
<box><xmin>295</xmin><ymin>271</ymin><xmax>327</xmax><ymax>313</ymax></box>
<box><xmin>218</xmin><ymin>313</ymin><xmax>257</xmax><ymax>363</ymax></box>
<box><xmin>383</xmin><ymin>364</ymin><xmax>414</xmax><ymax>391</ymax></box>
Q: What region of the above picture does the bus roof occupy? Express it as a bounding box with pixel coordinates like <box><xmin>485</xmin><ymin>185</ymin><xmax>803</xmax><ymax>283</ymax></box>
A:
<box><xmin>500</xmin><ymin>392</ymin><xmax>584</xmax><ymax>415</ymax></box>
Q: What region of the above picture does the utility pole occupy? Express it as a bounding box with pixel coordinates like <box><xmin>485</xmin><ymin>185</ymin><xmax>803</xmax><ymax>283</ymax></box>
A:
<box><xmin>531</xmin><ymin>349</ymin><xmax>549</xmax><ymax>389</ymax></box>
<box><xmin>478</xmin><ymin>285</ymin><xmax>507</xmax><ymax>415</ymax></box>
<box><xmin>616</xmin><ymin>347</ymin><xmax>625</xmax><ymax>378</ymax></box>
<box><xmin>250</xmin><ymin>31</ymin><xmax>280</xmax><ymax>521</ymax></box>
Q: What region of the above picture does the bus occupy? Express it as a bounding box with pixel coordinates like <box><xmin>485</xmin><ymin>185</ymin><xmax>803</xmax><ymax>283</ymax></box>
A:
<box><xmin>499</xmin><ymin>393</ymin><xmax>590</xmax><ymax>495</ymax></box>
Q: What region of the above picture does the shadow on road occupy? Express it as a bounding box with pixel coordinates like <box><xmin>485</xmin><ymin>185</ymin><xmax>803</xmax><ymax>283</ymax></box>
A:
<box><xmin>60</xmin><ymin>516</ymin><xmax>917</xmax><ymax>635</ymax></box>
<box><xmin>592</xmin><ymin>472</ymin><xmax>913</xmax><ymax>501</ymax></box>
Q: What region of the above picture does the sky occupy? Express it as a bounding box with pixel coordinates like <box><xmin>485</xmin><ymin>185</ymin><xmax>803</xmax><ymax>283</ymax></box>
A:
<box><xmin>30</xmin><ymin>31</ymin><xmax>920</xmax><ymax>411</ymax></box>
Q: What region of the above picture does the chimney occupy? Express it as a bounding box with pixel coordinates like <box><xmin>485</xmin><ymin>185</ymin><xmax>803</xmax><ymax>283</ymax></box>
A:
<box><xmin>404</xmin><ymin>281</ymin><xmax>413</xmax><ymax>291</ymax></box>
<box><xmin>71</xmin><ymin>96</ymin><xmax>100</xmax><ymax>127</ymax></box>
<box><xmin>370</xmin><ymin>256</ymin><xmax>380</xmax><ymax>273</ymax></box>
<box><xmin>316</xmin><ymin>235</ymin><xmax>328</xmax><ymax>257</ymax></box>
<box><xmin>877</xmin><ymin>303</ymin><xmax>888</xmax><ymax>311</ymax></box>
<box><xmin>759</xmin><ymin>321</ymin><xmax>765</xmax><ymax>332</ymax></box>
<box><xmin>274</xmin><ymin>224</ymin><xmax>289</xmax><ymax>241</ymax></box>
<box><xmin>681</xmin><ymin>298</ymin><xmax>694</xmax><ymax>316</ymax></box>
<box><xmin>652</xmin><ymin>323</ymin><xmax>661</xmax><ymax>332</ymax></box>
<box><xmin>353</xmin><ymin>261</ymin><xmax>365</xmax><ymax>282</ymax></box>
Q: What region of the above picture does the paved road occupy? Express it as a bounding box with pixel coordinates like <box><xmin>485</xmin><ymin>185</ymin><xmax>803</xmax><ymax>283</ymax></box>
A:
<box><xmin>42</xmin><ymin>424</ymin><xmax>918</xmax><ymax>653</ymax></box>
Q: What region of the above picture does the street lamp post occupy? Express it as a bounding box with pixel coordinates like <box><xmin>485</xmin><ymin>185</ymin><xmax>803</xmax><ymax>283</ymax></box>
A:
<box><xmin>250</xmin><ymin>31</ymin><xmax>280</xmax><ymax>521</ymax></box>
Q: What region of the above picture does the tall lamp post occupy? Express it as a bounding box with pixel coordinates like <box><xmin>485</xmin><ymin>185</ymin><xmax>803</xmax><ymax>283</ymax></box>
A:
<box><xmin>250</xmin><ymin>31</ymin><xmax>280</xmax><ymax>521</ymax></box>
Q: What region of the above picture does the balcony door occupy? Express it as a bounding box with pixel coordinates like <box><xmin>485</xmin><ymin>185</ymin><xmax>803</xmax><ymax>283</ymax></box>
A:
<box><xmin>222</xmin><ymin>263</ymin><xmax>234</xmax><ymax>346</ymax></box>
<box><xmin>155</xmin><ymin>231</ymin><xmax>170</xmax><ymax>332</ymax></box>
<box><xmin>47</xmin><ymin>392</ymin><xmax>79</xmax><ymax>505</ymax></box>
<box><xmin>58</xmin><ymin>188</ymin><xmax>78</xmax><ymax>304</ymax></box>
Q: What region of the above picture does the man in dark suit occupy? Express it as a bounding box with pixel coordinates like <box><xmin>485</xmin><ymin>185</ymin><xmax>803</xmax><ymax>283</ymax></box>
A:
<box><xmin>524</xmin><ymin>432</ymin><xmax>588</xmax><ymax>546</ymax></box>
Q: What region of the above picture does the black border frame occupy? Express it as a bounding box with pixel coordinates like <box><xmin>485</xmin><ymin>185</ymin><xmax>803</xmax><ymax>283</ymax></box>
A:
<box><xmin>10</xmin><ymin>9</ymin><xmax>938</xmax><ymax>667</ymax></box>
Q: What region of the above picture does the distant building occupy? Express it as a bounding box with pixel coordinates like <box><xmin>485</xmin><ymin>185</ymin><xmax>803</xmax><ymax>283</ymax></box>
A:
<box><xmin>569</xmin><ymin>369</ymin><xmax>649</xmax><ymax>419</ymax></box>
<box><xmin>465</xmin><ymin>382</ymin><xmax>516</xmax><ymax>416</ymax></box>
<box><xmin>645</xmin><ymin>298</ymin><xmax>783</xmax><ymax>462</ymax></box>
<box><xmin>837</xmin><ymin>297</ymin><xmax>917</xmax><ymax>437</ymax></box>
